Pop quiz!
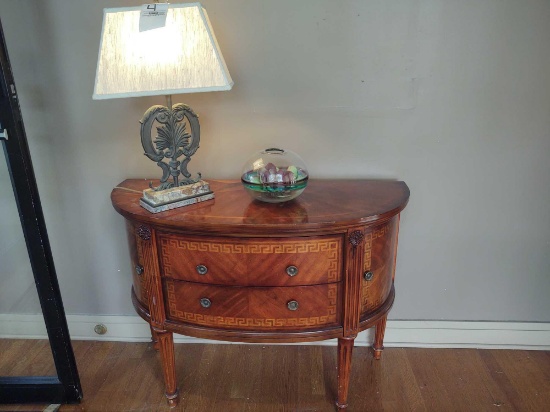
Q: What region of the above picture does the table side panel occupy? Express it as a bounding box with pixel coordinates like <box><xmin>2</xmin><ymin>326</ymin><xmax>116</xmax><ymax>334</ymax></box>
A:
<box><xmin>361</xmin><ymin>216</ymin><xmax>399</xmax><ymax>315</ymax></box>
<box><xmin>125</xmin><ymin>220</ymin><xmax>149</xmax><ymax>308</ymax></box>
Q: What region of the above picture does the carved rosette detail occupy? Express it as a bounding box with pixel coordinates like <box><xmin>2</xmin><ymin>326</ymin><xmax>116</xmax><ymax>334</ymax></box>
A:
<box><xmin>348</xmin><ymin>230</ymin><xmax>364</xmax><ymax>248</ymax></box>
<box><xmin>137</xmin><ymin>225</ymin><xmax>152</xmax><ymax>241</ymax></box>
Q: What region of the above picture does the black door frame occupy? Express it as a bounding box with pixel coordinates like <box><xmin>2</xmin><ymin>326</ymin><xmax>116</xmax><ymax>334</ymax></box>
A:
<box><xmin>0</xmin><ymin>18</ymin><xmax>82</xmax><ymax>404</ymax></box>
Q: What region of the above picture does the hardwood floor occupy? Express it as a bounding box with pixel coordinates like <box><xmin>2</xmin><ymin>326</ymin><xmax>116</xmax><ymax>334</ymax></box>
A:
<box><xmin>0</xmin><ymin>340</ymin><xmax>549</xmax><ymax>411</ymax></box>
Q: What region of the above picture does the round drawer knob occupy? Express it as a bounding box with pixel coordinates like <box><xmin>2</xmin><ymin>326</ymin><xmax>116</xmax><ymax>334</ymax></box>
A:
<box><xmin>287</xmin><ymin>300</ymin><xmax>299</xmax><ymax>311</ymax></box>
<box><xmin>286</xmin><ymin>265</ymin><xmax>298</xmax><ymax>277</ymax></box>
<box><xmin>135</xmin><ymin>265</ymin><xmax>144</xmax><ymax>276</ymax></box>
<box><xmin>196</xmin><ymin>264</ymin><xmax>208</xmax><ymax>275</ymax></box>
<box><xmin>200</xmin><ymin>298</ymin><xmax>211</xmax><ymax>308</ymax></box>
<box><xmin>363</xmin><ymin>271</ymin><xmax>374</xmax><ymax>281</ymax></box>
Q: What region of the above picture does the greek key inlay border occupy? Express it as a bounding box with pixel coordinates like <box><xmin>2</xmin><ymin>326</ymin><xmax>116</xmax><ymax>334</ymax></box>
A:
<box><xmin>160</xmin><ymin>237</ymin><xmax>340</xmax><ymax>282</ymax></box>
<box><xmin>166</xmin><ymin>283</ymin><xmax>338</xmax><ymax>328</ymax></box>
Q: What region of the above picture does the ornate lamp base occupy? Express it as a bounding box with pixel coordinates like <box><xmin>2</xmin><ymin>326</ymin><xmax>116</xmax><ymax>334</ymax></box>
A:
<box><xmin>139</xmin><ymin>180</ymin><xmax>214</xmax><ymax>214</ymax></box>
<box><xmin>138</xmin><ymin>99</ymin><xmax>214</xmax><ymax>213</ymax></box>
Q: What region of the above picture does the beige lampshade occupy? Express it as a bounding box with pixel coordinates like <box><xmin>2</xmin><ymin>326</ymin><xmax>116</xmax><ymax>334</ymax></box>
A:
<box><xmin>93</xmin><ymin>2</ymin><xmax>233</xmax><ymax>99</ymax></box>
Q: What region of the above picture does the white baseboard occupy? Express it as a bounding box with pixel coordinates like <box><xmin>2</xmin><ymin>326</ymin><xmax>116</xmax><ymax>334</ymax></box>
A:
<box><xmin>0</xmin><ymin>314</ymin><xmax>549</xmax><ymax>350</ymax></box>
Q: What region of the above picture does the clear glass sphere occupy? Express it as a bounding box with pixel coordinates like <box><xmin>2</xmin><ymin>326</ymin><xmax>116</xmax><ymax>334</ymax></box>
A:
<box><xmin>241</xmin><ymin>148</ymin><xmax>309</xmax><ymax>203</ymax></box>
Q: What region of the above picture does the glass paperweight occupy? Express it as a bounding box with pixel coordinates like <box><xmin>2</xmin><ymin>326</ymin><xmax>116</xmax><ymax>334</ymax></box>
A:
<box><xmin>241</xmin><ymin>148</ymin><xmax>309</xmax><ymax>203</ymax></box>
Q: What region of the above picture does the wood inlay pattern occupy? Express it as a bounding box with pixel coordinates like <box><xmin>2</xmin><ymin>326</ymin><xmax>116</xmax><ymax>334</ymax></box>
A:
<box><xmin>373</xmin><ymin>224</ymin><xmax>390</xmax><ymax>240</ymax></box>
<box><xmin>159</xmin><ymin>236</ymin><xmax>341</xmax><ymax>285</ymax></box>
<box><xmin>170</xmin><ymin>239</ymin><xmax>339</xmax><ymax>254</ymax></box>
<box><xmin>135</xmin><ymin>231</ymin><xmax>150</xmax><ymax>305</ymax></box>
<box><xmin>165</xmin><ymin>281</ymin><xmax>338</xmax><ymax>329</ymax></box>
<box><xmin>361</xmin><ymin>229</ymin><xmax>374</xmax><ymax>308</ymax></box>
<box><xmin>361</xmin><ymin>220</ymin><xmax>396</xmax><ymax>311</ymax></box>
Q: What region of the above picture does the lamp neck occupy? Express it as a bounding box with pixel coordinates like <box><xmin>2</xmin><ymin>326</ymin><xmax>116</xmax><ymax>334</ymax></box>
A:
<box><xmin>165</xmin><ymin>95</ymin><xmax>172</xmax><ymax>110</ymax></box>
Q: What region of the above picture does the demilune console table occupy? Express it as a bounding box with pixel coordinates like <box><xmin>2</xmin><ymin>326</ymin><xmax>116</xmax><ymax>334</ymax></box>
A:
<box><xmin>111</xmin><ymin>179</ymin><xmax>409</xmax><ymax>409</ymax></box>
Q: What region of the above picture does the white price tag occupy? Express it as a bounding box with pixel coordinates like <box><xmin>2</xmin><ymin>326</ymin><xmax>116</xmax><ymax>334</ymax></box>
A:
<box><xmin>139</xmin><ymin>3</ymin><xmax>169</xmax><ymax>32</ymax></box>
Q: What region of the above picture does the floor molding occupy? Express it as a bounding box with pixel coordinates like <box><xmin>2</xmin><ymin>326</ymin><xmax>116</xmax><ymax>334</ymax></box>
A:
<box><xmin>0</xmin><ymin>314</ymin><xmax>549</xmax><ymax>350</ymax></box>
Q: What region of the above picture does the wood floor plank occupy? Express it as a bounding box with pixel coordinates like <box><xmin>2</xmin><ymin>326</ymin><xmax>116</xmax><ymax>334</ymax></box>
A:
<box><xmin>78</xmin><ymin>341</ymin><xmax>129</xmax><ymax>398</ymax></box>
<box><xmin>0</xmin><ymin>339</ymin><xmax>54</xmax><ymax>376</ymax></box>
<box><xmin>0</xmin><ymin>340</ymin><xmax>549</xmax><ymax>411</ymax></box>
<box><xmin>183</xmin><ymin>342</ymin><xmax>231</xmax><ymax>411</ymax></box>
<box><xmin>529</xmin><ymin>350</ymin><xmax>550</xmax><ymax>381</ymax></box>
<box><xmin>373</xmin><ymin>348</ymin><xmax>425</xmax><ymax>411</ymax></box>
<box><xmin>490</xmin><ymin>350</ymin><xmax>550</xmax><ymax>411</ymax></box>
<box><xmin>406</xmin><ymin>348</ymin><xmax>457</xmax><ymax>411</ymax></box>
<box><xmin>246</xmin><ymin>345</ymin><xmax>270</xmax><ymax>411</ymax></box>
<box><xmin>15</xmin><ymin>339</ymin><xmax>55</xmax><ymax>376</ymax></box>
<box><xmin>478</xmin><ymin>349</ymin><xmax>524</xmax><ymax>411</ymax></box>
<box><xmin>309</xmin><ymin>346</ymin><xmax>327</xmax><ymax>397</ymax></box>
<box><xmin>347</xmin><ymin>346</ymin><xmax>384</xmax><ymax>411</ymax></box>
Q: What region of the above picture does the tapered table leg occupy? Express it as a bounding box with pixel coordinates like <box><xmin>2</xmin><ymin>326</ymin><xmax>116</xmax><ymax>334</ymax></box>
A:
<box><xmin>373</xmin><ymin>315</ymin><xmax>387</xmax><ymax>360</ymax></box>
<box><xmin>150</xmin><ymin>324</ymin><xmax>160</xmax><ymax>351</ymax></box>
<box><xmin>336</xmin><ymin>337</ymin><xmax>354</xmax><ymax>409</ymax></box>
<box><xmin>157</xmin><ymin>331</ymin><xmax>179</xmax><ymax>407</ymax></box>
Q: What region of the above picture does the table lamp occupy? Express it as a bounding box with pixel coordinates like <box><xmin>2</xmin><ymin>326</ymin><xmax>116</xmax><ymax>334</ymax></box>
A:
<box><xmin>93</xmin><ymin>2</ymin><xmax>233</xmax><ymax>213</ymax></box>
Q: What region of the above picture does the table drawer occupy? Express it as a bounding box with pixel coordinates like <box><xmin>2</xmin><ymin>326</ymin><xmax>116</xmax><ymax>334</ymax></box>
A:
<box><xmin>158</xmin><ymin>233</ymin><xmax>342</xmax><ymax>286</ymax></box>
<box><xmin>164</xmin><ymin>279</ymin><xmax>340</xmax><ymax>330</ymax></box>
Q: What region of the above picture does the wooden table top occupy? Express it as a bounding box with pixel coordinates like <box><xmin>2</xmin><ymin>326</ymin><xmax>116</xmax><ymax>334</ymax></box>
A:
<box><xmin>111</xmin><ymin>179</ymin><xmax>409</xmax><ymax>235</ymax></box>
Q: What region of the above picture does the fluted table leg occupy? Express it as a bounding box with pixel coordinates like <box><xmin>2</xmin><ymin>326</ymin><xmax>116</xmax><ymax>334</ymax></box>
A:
<box><xmin>336</xmin><ymin>337</ymin><xmax>355</xmax><ymax>409</ymax></box>
<box><xmin>373</xmin><ymin>315</ymin><xmax>387</xmax><ymax>360</ymax></box>
<box><xmin>150</xmin><ymin>324</ymin><xmax>160</xmax><ymax>351</ymax></box>
<box><xmin>157</xmin><ymin>330</ymin><xmax>179</xmax><ymax>407</ymax></box>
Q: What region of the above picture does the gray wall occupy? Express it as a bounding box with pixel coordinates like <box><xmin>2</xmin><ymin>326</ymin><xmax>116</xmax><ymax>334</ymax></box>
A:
<box><xmin>1</xmin><ymin>0</ymin><xmax>549</xmax><ymax>321</ymax></box>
